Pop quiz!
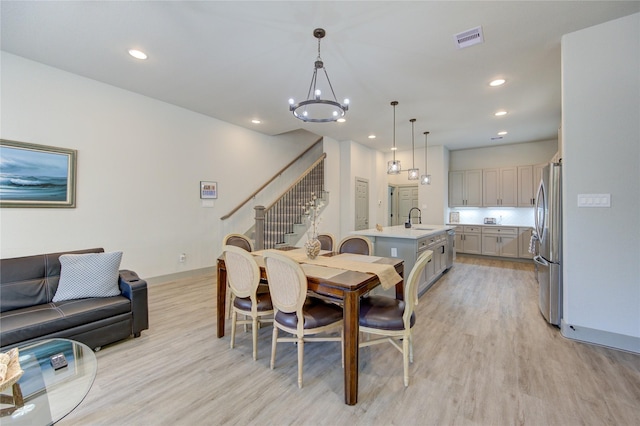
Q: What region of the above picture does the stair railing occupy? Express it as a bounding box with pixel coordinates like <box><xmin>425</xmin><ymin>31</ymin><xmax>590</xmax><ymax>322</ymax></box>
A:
<box><xmin>255</xmin><ymin>154</ymin><xmax>325</xmax><ymax>250</ymax></box>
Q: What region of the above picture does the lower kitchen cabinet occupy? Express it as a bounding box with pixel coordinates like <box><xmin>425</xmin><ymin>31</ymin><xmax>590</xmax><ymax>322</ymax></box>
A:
<box><xmin>481</xmin><ymin>226</ymin><xmax>519</xmax><ymax>258</ymax></box>
<box><xmin>518</xmin><ymin>227</ymin><xmax>535</xmax><ymax>259</ymax></box>
<box><xmin>454</xmin><ymin>225</ymin><xmax>482</xmax><ymax>254</ymax></box>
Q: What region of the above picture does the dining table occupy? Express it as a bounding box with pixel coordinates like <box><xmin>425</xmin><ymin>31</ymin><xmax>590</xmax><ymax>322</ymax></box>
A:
<box><xmin>216</xmin><ymin>247</ymin><xmax>404</xmax><ymax>406</ymax></box>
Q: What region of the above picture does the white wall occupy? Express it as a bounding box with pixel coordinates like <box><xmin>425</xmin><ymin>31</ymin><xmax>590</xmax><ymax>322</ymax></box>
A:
<box><xmin>339</xmin><ymin>140</ymin><xmax>386</xmax><ymax>238</ymax></box>
<box><xmin>449</xmin><ymin>139</ymin><xmax>558</xmax><ymax>170</ymax></box>
<box><xmin>561</xmin><ymin>13</ymin><xmax>640</xmax><ymax>351</ymax></box>
<box><xmin>0</xmin><ymin>52</ymin><xmax>320</xmax><ymax>280</ymax></box>
<box><xmin>386</xmin><ymin>145</ymin><xmax>449</xmax><ymax>225</ymax></box>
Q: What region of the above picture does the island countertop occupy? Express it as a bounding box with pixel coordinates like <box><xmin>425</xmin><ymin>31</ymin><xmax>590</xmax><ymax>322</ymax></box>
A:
<box><xmin>350</xmin><ymin>224</ymin><xmax>454</xmax><ymax>240</ymax></box>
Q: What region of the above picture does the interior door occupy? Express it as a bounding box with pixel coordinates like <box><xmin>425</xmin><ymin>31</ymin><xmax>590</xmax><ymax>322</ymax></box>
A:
<box><xmin>355</xmin><ymin>177</ymin><xmax>369</xmax><ymax>231</ymax></box>
<box><xmin>397</xmin><ymin>185</ymin><xmax>418</xmax><ymax>225</ymax></box>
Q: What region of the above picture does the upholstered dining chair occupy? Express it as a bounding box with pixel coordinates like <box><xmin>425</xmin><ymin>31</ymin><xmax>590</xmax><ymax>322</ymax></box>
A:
<box><xmin>337</xmin><ymin>235</ymin><xmax>373</xmax><ymax>255</ymax></box>
<box><xmin>263</xmin><ymin>251</ymin><xmax>344</xmax><ymax>388</ymax></box>
<box><xmin>222</xmin><ymin>245</ymin><xmax>274</xmax><ymax>360</ymax></box>
<box><xmin>223</xmin><ymin>233</ymin><xmax>254</xmax><ymax>252</ymax></box>
<box><xmin>222</xmin><ymin>233</ymin><xmax>261</xmax><ymax>319</ymax></box>
<box><xmin>317</xmin><ymin>233</ymin><xmax>336</xmax><ymax>252</ymax></box>
<box><xmin>358</xmin><ymin>249</ymin><xmax>433</xmax><ymax>386</ymax></box>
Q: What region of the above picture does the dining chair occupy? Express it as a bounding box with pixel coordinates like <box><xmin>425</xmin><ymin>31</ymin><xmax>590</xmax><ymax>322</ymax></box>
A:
<box><xmin>316</xmin><ymin>233</ymin><xmax>336</xmax><ymax>252</ymax></box>
<box><xmin>337</xmin><ymin>235</ymin><xmax>373</xmax><ymax>255</ymax></box>
<box><xmin>222</xmin><ymin>245</ymin><xmax>274</xmax><ymax>360</ymax></box>
<box><xmin>223</xmin><ymin>233</ymin><xmax>254</xmax><ymax>252</ymax></box>
<box><xmin>222</xmin><ymin>233</ymin><xmax>265</xmax><ymax>319</ymax></box>
<box><xmin>263</xmin><ymin>250</ymin><xmax>344</xmax><ymax>388</ymax></box>
<box><xmin>358</xmin><ymin>249</ymin><xmax>432</xmax><ymax>386</ymax></box>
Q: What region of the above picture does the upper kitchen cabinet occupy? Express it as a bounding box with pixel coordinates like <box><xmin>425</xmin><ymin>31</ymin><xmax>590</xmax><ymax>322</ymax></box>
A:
<box><xmin>449</xmin><ymin>170</ymin><xmax>483</xmax><ymax>207</ymax></box>
<box><xmin>483</xmin><ymin>167</ymin><xmax>517</xmax><ymax>207</ymax></box>
<box><xmin>517</xmin><ymin>164</ymin><xmax>546</xmax><ymax>206</ymax></box>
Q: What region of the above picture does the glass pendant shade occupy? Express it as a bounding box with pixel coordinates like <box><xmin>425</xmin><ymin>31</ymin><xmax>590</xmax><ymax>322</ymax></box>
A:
<box><xmin>388</xmin><ymin>160</ymin><xmax>402</xmax><ymax>174</ymax></box>
<box><xmin>408</xmin><ymin>118</ymin><xmax>419</xmax><ymax>180</ymax></box>
<box><xmin>421</xmin><ymin>131</ymin><xmax>431</xmax><ymax>185</ymax></box>
<box><xmin>387</xmin><ymin>101</ymin><xmax>401</xmax><ymax>175</ymax></box>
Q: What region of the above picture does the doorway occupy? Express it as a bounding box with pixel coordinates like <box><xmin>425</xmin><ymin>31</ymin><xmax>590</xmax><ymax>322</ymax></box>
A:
<box><xmin>389</xmin><ymin>184</ymin><xmax>418</xmax><ymax>226</ymax></box>
<box><xmin>355</xmin><ymin>177</ymin><xmax>369</xmax><ymax>231</ymax></box>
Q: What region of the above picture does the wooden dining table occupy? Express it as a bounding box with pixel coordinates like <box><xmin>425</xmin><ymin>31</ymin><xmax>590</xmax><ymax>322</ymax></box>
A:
<box><xmin>216</xmin><ymin>248</ymin><xmax>404</xmax><ymax>406</ymax></box>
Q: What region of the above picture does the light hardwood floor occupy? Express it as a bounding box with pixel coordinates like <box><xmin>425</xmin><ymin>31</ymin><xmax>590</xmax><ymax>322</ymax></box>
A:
<box><xmin>59</xmin><ymin>255</ymin><xmax>640</xmax><ymax>425</ymax></box>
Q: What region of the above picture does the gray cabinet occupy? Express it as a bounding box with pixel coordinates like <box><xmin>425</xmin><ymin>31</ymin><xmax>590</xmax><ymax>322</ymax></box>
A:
<box><xmin>455</xmin><ymin>225</ymin><xmax>482</xmax><ymax>254</ymax></box>
<box><xmin>373</xmin><ymin>230</ymin><xmax>450</xmax><ymax>297</ymax></box>
<box><xmin>518</xmin><ymin>227</ymin><xmax>535</xmax><ymax>259</ymax></box>
<box><xmin>483</xmin><ymin>167</ymin><xmax>517</xmax><ymax>207</ymax></box>
<box><xmin>481</xmin><ymin>226</ymin><xmax>518</xmax><ymax>258</ymax></box>
<box><xmin>518</xmin><ymin>164</ymin><xmax>545</xmax><ymax>206</ymax></box>
<box><xmin>449</xmin><ymin>170</ymin><xmax>483</xmax><ymax>207</ymax></box>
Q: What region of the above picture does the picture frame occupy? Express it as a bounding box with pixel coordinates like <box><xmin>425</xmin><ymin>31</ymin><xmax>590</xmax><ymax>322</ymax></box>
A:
<box><xmin>200</xmin><ymin>181</ymin><xmax>217</xmax><ymax>199</ymax></box>
<box><xmin>0</xmin><ymin>139</ymin><xmax>77</xmax><ymax>208</ymax></box>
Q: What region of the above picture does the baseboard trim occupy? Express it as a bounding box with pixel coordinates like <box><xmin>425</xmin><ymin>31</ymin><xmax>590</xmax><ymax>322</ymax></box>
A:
<box><xmin>146</xmin><ymin>266</ymin><xmax>215</xmax><ymax>286</ymax></box>
<box><xmin>561</xmin><ymin>319</ymin><xmax>640</xmax><ymax>354</ymax></box>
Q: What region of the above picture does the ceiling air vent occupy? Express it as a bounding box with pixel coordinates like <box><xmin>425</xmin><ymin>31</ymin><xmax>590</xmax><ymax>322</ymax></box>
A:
<box><xmin>454</xmin><ymin>26</ymin><xmax>484</xmax><ymax>49</ymax></box>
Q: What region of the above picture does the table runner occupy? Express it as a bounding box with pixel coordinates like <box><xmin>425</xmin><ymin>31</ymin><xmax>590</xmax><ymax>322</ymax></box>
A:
<box><xmin>254</xmin><ymin>249</ymin><xmax>402</xmax><ymax>290</ymax></box>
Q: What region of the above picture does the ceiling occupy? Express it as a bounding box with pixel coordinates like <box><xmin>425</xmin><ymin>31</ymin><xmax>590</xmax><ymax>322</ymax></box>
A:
<box><xmin>2</xmin><ymin>1</ymin><xmax>638</xmax><ymax>153</ymax></box>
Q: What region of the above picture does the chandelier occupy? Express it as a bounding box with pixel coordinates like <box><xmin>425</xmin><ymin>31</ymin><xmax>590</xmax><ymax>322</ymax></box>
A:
<box><xmin>387</xmin><ymin>101</ymin><xmax>401</xmax><ymax>174</ymax></box>
<box><xmin>421</xmin><ymin>131</ymin><xmax>431</xmax><ymax>185</ymax></box>
<box><xmin>408</xmin><ymin>118</ymin><xmax>419</xmax><ymax>180</ymax></box>
<box><xmin>288</xmin><ymin>28</ymin><xmax>349</xmax><ymax>123</ymax></box>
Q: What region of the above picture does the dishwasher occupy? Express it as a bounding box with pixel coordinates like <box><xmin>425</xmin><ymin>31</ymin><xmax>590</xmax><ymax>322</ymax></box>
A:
<box><xmin>445</xmin><ymin>229</ymin><xmax>455</xmax><ymax>270</ymax></box>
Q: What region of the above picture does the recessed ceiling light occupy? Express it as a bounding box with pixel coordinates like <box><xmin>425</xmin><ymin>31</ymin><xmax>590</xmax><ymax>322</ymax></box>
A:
<box><xmin>337</xmin><ymin>118</ymin><xmax>346</xmax><ymax>123</ymax></box>
<box><xmin>128</xmin><ymin>49</ymin><xmax>147</xmax><ymax>60</ymax></box>
<box><xmin>489</xmin><ymin>79</ymin><xmax>506</xmax><ymax>87</ymax></box>
<box><xmin>368</xmin><ymin>135</ymin><xmax>376</xmax><ymax>139</ymax></box>
<box><xmin>495</xmin><ymin>110</ymin><xmax>507</xmax><ymax>116</ymax></box>
<box><xmin>251</xmin><ymin>119</ymin><xmax>261</xmax><ymax>124</ymax></box>
<box><xmin>391</xmin><ymin>146</ymin><xmax>398</xmax><ymax>151</ymax></box>
<box><xmin>498</xmin><ymin>131</ymin><xmax>508</xmax><ymax>136</ymax></box>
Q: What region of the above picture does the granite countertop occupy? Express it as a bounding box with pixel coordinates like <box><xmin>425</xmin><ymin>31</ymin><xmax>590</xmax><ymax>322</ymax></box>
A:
<box><xmin>351</xmin><ymin>224</ymin><xmax>454</xmax><ymax>240</ymax></box>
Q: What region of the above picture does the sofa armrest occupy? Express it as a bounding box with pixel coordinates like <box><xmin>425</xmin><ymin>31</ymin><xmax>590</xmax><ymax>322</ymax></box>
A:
<box><xmin>118</xmin><ymin>270</ymin><xmax>149</xmax><ymax>337</ymax></box>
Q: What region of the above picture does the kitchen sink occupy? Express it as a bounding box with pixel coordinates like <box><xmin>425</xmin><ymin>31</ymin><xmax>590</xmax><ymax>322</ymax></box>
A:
<box><xmin>412</xmin><ymin>226</ymin><xmax>434</xmax><ymax>231</ymax></box>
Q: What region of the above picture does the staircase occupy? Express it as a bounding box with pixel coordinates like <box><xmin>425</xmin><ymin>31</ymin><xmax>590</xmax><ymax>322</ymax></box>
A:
<box><xmin>255</xmin><ymin>155</ymin><xmax>326</xmax><ymax>250</ymax></box>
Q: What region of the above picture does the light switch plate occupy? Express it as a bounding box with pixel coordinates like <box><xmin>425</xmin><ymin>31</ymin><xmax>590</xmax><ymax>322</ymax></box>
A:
<box><xmin>577</xmin><ymin>193</ymin><xmax>611</xmax><ymax>208</ymax></box>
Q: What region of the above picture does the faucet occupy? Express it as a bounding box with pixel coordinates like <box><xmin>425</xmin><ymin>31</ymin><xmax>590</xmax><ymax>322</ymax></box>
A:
<box><xmin>408</xmin><ymin>207</ymin><xmax>422</xmax><ymax>225</ymax></box>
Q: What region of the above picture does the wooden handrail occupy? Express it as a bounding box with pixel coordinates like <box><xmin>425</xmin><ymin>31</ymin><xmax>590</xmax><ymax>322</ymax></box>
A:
<box><xmin>220</xmin><ymin>137</ymin><xmax>323</xmax><ymax>220</ymax></box>
<box><xmin>264</xmin><ymin>153</ymin><xmax>326</xmax><ymax>211</ymax></box>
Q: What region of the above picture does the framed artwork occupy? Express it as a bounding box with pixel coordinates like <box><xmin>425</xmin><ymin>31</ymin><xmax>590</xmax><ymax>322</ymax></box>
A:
<box><xmin>0</xmin><ymin>139</ymin><xmax>77</xmax><ymax>208</ymax></box>
<box><xmin>200</xmin><ymin>181</ymin><xmax>217</xmax><ymax>199</ymax></box>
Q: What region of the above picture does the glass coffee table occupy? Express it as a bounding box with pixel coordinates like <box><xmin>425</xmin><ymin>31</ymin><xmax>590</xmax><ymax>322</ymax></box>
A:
<box><xmin>0</xmin><ymin>338</ymin><xmax>97</xmax><ymax>425</ymax></box>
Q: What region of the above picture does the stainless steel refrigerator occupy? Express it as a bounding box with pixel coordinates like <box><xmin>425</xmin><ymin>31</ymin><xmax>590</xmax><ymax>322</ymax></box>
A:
<box><xmin>534</xmin><ymin>162</ymin><xmax>562</xmax><ymax>326</ymax></box>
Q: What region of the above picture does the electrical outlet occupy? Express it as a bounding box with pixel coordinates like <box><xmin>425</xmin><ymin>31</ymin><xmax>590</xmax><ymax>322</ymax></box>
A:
<box><xmin>179</xmin><ymin>253</ymin><xmax>186</xmax><ymax>262</ymax></box>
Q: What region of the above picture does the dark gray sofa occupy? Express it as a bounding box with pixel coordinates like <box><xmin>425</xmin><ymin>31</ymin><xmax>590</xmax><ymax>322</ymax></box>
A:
<box><xmin>0</xmin><ymin>248</ymin><xmax>148</xmax><ymax>351</ymax></box>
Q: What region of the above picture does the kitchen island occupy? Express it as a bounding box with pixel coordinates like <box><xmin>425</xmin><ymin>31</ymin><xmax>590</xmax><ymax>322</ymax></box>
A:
<box><xmin>351</xmin><ymin>225</ymin><xmax>455</xmax><ymax>296</ymax></box>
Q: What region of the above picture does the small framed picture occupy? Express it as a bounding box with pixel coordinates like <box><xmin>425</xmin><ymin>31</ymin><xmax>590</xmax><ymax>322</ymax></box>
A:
<box><xmin>200</xmin><ymin>181</ymin><xmax>217</xmax><ymax>199</ymax></box>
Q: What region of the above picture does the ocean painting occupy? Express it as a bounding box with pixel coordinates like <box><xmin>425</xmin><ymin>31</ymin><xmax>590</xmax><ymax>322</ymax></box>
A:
<box><xmin>0</xmin><ymin>140</ymin><xmax>76</xmax><ymax>207</ymax></box>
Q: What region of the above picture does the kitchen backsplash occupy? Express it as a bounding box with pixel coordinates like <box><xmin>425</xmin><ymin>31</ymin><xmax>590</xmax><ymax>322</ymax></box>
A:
<box><xmin>449</xmin><ymin>208</ymin><xmax>535</xmax><ymax>227</ymax></box>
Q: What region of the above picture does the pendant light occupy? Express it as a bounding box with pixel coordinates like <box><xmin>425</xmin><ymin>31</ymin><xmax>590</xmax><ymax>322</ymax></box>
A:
<box><xmin>288</xmin><ymin>28</ymin><xmax>349</xmax><ymax>123</ymax></box>
<box><xmin>407</xmin><ymin>118</ymin><xmax>419</xmax><ymax>180</ymax></box>
<box><xmin>420</xmin><ymin>131</ymin><xmax>431</xmax><ymax>185</ymax></box>
<box><xmin>387</xmin><ymin>101</ymin><xmax>401</xmax><ymax>174</ymax></box>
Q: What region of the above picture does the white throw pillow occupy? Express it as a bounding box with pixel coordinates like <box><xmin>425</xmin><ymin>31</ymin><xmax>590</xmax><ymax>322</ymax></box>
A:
<box><xmin>53</xmin><ymin>251</ymin><xmax>123</xmax><ymax>302</ymax></box>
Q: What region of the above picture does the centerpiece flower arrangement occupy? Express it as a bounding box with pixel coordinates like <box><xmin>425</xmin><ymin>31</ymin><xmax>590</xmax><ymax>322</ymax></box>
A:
<box><xmin>303</xmin><ymin>192</ymin><xmax>323</xmax><ymax>259</ymax></box>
